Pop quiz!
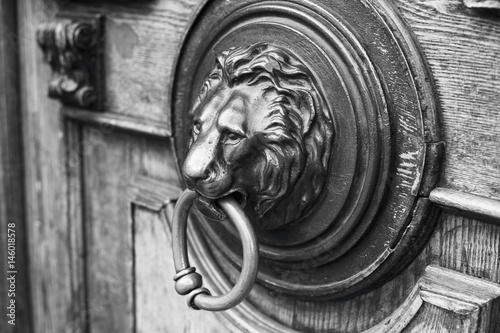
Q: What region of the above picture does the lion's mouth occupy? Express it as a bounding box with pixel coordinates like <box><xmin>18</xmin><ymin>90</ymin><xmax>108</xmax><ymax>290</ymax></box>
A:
<box><xmin>194</xmin><ymin>189</ymin><xmax>247</xmax><ymax>221</ymax></box>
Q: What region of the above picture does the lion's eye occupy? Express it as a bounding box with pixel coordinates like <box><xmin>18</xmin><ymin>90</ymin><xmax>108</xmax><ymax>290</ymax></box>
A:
<box><xmin>192</xmin><ymin>122</ymin><xmax>201</xmax><ymax>139</ymax></box>
<box><xmin>223</xmin><ymin>131</ymin><xmax>244</xmax><ymax>144</ymax></box>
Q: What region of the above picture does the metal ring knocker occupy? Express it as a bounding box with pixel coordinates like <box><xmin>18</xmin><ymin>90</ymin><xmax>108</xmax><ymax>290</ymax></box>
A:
<box><xmin>172</xmin><ymin>189</ymin><xmax>259</xmax><ymax>311</ymax></box>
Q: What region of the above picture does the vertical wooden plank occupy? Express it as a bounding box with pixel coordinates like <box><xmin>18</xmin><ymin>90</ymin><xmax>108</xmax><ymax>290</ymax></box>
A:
<box><xmin>17</xmin><ymin>0</ymin><xmax>86</xmax><ymax>331</ymax></box>
<box><xmin>434</xmin><ymin>213</ymin><xmax>500</xmax><ymax>283</ymax></box>
<box><xmin>83</xmin><ymin>130</ymin><xmax>180</xmax><ymax>333</ymax></box>
<box><xmin>83</xmin><ymin>128</ymin><xmax>135</xmax><ymax>333</ymax></box>
<box><xmin>65</xmin><ymin>120</ymin><xmax>87</xmax><ymax>333</ymax></box>
<box><xmin>134</xmin><ymin>206</ymin><xmax>232</xmax><ymax>333</ymax></box>
<box><xmin>0</xmin><ymin>1</ymin><xmax>30</xmax><ymax>332</ymax></box>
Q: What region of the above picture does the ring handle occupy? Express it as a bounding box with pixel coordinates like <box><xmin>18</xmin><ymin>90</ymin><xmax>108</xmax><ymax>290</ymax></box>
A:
<box><xmin>172</xmin><ymin>189</ymin><xmax>259</xmax><ymax>311</ymax></box>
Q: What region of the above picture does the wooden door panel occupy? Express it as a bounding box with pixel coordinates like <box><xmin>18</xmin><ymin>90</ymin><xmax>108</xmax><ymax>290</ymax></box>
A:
<box><xmin>16</xmin><ymin>0</ymin><xmax>500</xmax><ymax>332</ymax></box>
<box><xmin>393</xmin><ymin>0</ymin><xmax>500</xmax><ymax>198</ymax></box>
<box><xmin>0</xmin><ymin>1</ymin><xmax>30</xmax><ymax>332</ymax></box>
<box><xmin>132</xmin><ymin>175</ymin><xmax>500</xmax><ymax>333</ymax></box>
<box><xmin>83</xmin><ymin>128</ymin><xmax>135</xmax><ymax>333</ymax></box>
<box><xmin>64</xmin><ymin>0</ymin><xmax>201</xmax><ymax>127</ymax></box>
<box><xmin>17</xmin><ymin>1</ymin><xmax>81</xmax><ymax>331</ymax></box>
<box><xmin>81</xmin><ymin>128</ymin><xmax>180</xmax><ymax>332</ymax></box>
<box><xmin>134</xmin><ymin>204</ymin><xmax>231</xmax><ymax>333</ymax></box>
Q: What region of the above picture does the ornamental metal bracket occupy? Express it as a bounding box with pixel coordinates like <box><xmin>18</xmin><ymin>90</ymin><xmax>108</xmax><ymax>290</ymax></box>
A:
<box><xmin>36</xmin><ymin>14</ymin><xmax>104</xmax><ymax>110</ymax></box>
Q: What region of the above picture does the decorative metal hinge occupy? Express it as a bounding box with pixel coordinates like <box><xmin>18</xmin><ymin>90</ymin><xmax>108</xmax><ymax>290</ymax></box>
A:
<box><xmin>36</xmin><ymin>14</ymin><xmax>104</xmax><ymax>110</ymax></box>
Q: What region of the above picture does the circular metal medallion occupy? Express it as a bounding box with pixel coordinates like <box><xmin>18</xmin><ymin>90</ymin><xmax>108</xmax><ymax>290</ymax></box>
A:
<box><xmin>171</xmin><ymin>0</ymin><xmax>441</xmax><ymax>299</ymax></box>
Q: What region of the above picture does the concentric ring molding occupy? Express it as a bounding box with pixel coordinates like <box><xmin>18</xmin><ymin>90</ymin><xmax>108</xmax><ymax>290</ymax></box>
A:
<box><xmin>171</xmin><ymin>0</ymin><xmax>442</xmax><ymax>300</ymax></box>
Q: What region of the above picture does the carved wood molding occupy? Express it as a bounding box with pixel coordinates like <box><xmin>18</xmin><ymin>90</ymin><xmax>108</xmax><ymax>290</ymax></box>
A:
<box><xmin>463</xmin><ymin>0</ymin><xmax>500</xmax><ymax>9</ymax></box>
<box><xmin>36</xmin><ymin>13</ymin><xmax>104</xmax><ymax>110</ymax></box>
<box><xmin>430</xmin><ymin>187</ymin><xmax>500</xmax><ymax>226</ymax></box>
<box><xmin>63</xmin><ymin>107</ymin><xmax>171</xmax><ymax>138</ymax></box>
<box><xmin>365</xmin><ymin>266</ymin><xmax>500</xmax><ymax>333</ymax></box>
<box><xmin>128</xmin><ymin>175</ymin><xmax>182</xmax><ymax>212</ymax></box>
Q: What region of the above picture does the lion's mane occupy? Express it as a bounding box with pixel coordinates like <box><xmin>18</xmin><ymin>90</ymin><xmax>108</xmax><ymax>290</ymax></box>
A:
<box><xmin>193</xmin><ymin>43</ymin><xmax>334</xmax><ymax>230</ymax></box>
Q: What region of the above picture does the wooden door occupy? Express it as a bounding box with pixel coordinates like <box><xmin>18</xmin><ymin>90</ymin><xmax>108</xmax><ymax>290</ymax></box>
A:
<box><xmin>5</xmin><ymin>0</ymin><xmax>500</xmax><ymax>332</ymax></box>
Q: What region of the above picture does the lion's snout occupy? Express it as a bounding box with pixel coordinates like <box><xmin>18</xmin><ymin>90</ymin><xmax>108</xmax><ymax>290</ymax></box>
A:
<box><xmin>182</xmin><ymin>143</ymin><xmax>233</xmax><ymax>199</ymax></box>
<box><xmin>183</xmin><ymin>150</ymin><xmax>213</xmax><ymax>184</ymax></box>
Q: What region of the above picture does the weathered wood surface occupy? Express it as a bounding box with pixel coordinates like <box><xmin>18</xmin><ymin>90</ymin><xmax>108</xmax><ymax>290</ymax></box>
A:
<box><xmin>366</xmin><ymin>265</ymin><xmax>500</xmax><ymax>333</ymax></box>
<box><xmin>63</xmin><ymin>0</ymin><xmax>200</xmax><ymax>128</ymax></box>
<box><xmin>82</xmin><ymin>129</ymin><xmax>179</xmax><ymax>333</ymax></box>
<box><xmin>63</xmin><ymin>106</ymin><xmax>171</xmax><ymax>138</ymax></box>
<box><xmin>430</xmin><ymin>187</ymin><xmax>500</xmax><ymax>225</ymax></box>
<box><xmin>393</xmin><ymin>0</ymin><xmax>500</xmax><ymax>200</ymax></box>
<box><xmin>412</xmin><ymin>266</ymin><xmax>500</xmax><ymax>332</ymax></box>
<box><xmin>53</xmin><ymin>0</ymin><xmax>500</xmax><ymax>202</ymax></box>
<box><xmin>16</xmin><ymin>0</ymin><xmax>500</xmax><ymax>332</ymax></box>
<box><xmin>17</xmin><ymin>0</ymin><xmax>87</xmax><ymax>332</ymax></box>
<box><xmin>0</xmin><ymin>1</ymin><xmax>30</xmax><ymax>332</ymax></box>
<box><xmin>134</xmin><ymin>206</ymin><xmax>231</xmax><ymax>333</ymax></box>
<box><xmin>176</xmin><ymin>210</ymin><xmax>500</xmax><ymax>332</ymax></box>
<box><xmin>463</xmin><ymin>0</ymin><xmax>500</xmax><ymax>9</ymax></box>
<box><xmin>136</xmin><ymin>178</ymin><xmax>500</xmax><ymax>332</ymax></box>
<box><xmin>65</xmin><ymin>120</ymin><xmax>87</xmax><ymax>333</ymax></box>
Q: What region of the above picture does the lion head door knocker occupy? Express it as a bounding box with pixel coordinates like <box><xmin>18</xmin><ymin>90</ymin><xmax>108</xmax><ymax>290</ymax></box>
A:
<box><xmin>171</xmin><ymin>0</ymin><xmax>442</xmax><ymax>315</ymax></box>
<box><xmin>183</xmin><ymin>43</ymin><xmax>334</xmax><ymax>230</ymax></box>
<box><xmin>172</xmin><ymin>43</ymin><xmax>334</xmax><ymax>310</ymax></box>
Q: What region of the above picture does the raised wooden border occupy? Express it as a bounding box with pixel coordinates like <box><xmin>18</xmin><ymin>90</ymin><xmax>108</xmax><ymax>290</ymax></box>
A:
<box><xmin>463</xmin><ymin>0</ymin><xmax>500</xmax><ymax>9</ymax></box>
<box><xmin>430</xmin><ymin>188</ymin><xmax>500</xmax><ymax>226</ymax></box>
<box><xmin>63</xmin><ymin>107</ymin><xmax>171</xmax><ymax>138</ymax></box>
<box><xmin>366</xmin><ymin>266</ymin><xmax>500</xmax><ymax>333</ymax></box>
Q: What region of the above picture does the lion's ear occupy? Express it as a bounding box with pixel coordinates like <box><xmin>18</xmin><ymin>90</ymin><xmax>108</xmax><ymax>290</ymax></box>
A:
<box><xmin>296</xmin><ymin>90</ymin><xmax>316</xmax><ymax>135</ymax></box>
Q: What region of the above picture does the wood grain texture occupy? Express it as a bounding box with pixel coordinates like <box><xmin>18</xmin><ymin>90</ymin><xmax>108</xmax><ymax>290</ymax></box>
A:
<box><xmin>147</xmin><ymin>172</ymin><xmax>500</xmax><ymax>332</ymax></box>
<box><xmin>134</xmin><ymin>206</ymin><xmax>231</xmax><ymax>333</ymax></box>
<box><xmin>190</xmin><ymin>210</ymin><xmax>500</xmax><ymax>332</ymax></box>
<box><xmin>63</xmin><ymin>107</ymin><xmax>171</xmax><ymax>138</ymax></box>
<box><xmin>63</xmin><ymin>0</ymin><xmax>201</xmax><ymax>128</ymax></box>
<box><xmin>18</xmin><ymin>0</ymin><xmax>500</xmax><ymax>331</ymax></box>
<box><xmin>0</xmin><ymin>1</ymin><xmax>30</xmax><ymax>332</ymax></box>
<box><xmin>65</xmin><ymin>120</ymin><xmax>87</xmax><ymax>333</ymax></box>
<box><xmin>416</xmin><ymin>266</ymin><xmax>500</xmax><ymax>332</ymax></box>
<box><xmin>393</xmin><ymin>0</ymin><xmax>500</xmax><ymax>199</ymax></box>
<box><xmin>128</xmin><ymin>175</ymin><xmax>182</xmax><ymax>211</ymax></box>
<box><xmin>82</xmin><ymin>128</ymin><xmax>179</xmax><ymax>333</ymax></box>
<box><xmin>404</xmin><ymin>304</ymin><xmax>474</xmax><ymax>333</ymax></box>
<box><xmin>366</xmin><ymin>265</ymin><xmax>500</xmax><ymax>333</ymax></box>
<box><xmin>17</xmin><ymin>0</ymin><xmax>87</xmax><ymax>331</ymax></box>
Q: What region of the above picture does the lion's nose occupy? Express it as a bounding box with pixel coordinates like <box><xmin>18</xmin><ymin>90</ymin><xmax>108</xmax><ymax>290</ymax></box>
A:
<box><xmin>182</xmin><ymin>143</ymin><xmax>216</xmax><ymax>186</ymax></box>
